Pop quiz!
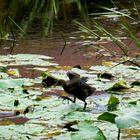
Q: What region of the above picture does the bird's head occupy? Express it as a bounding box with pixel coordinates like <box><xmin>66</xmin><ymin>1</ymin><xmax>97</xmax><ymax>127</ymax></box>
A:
<box><xmin>54</xmin><ymin>79</ymin><xmax>66</xmax><ymax>87</ymax></box>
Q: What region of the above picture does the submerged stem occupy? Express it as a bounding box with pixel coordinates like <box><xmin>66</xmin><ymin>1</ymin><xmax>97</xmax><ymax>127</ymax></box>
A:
<box><xmin>117</xmin><ymin>128</ymin><xmax>121</xmax><ymax>140</ymax></box>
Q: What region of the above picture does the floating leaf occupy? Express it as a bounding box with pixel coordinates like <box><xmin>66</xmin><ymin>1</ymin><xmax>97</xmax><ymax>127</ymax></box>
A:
<box><xmin>97</xmin><ymin>72</ymin><xmax>114</xmax><ymax>79</ymax></box>
<box><xmin>106</xmin><ymin>79</ymin><xmax>130</xmax><ymax>93</ymax></box>
<box><xmin>0</xmin><ymin>54</ymin><xmax>58</xmax><ymax>66</ymax></box>
<box><xmin>0</xmin><ymin>78</ymin><xmax>32</xmax><ymax>89</ymax></box>
<box><xmin>55</xmin><ymin>121</ymin><xmax>106</xmax><ymax>140</ymax></box>
<box><xmin>7</xmin><ymin>68</ymin><xmax>20</xmax><ymax>77</ymax></box>
<box><xmin>90</xmin><ymin>65</ymin><xmax>109</xmax><ymax>72</ymax></box>
<box><xmin>107</xmin><ymin>95</ymin><xmax>120</xmax><ymax>111</ymax></box>
<box><xmin>102</xmin><ymin>61</ymin><xmax>115</xmax><ymax>67</ymax></box>
<box><xmin>0</xmin><ymin>120</ymin><xmax>15</xmax><ymax>125</ymax></box>
<box><xmin>115</xmin><ymin>112</ymin><xmax>140</xmax><ymax>129</ymax></box>
<box><xmin>97</xmin><ymin>112</ymin><xmax>118</xmax><ymax>123</ymax></box>
<box><xmin>0</xmin><ymin>66</ymin><xmax>7</xmax><ymax>73</ymax></box>
<box><xmin>33</xmin><ymin>67</ymin><xmax>48</xmax><ymax>71</ymax></box>
<box><xmin>129</xmin><ymin>99</ymin><xmax>140</xmax><ymax>105</ymax></box>
<box><xmin>71</xmin><ymin>121</ymin><xmax>106</xmax><ymax>140</ymax></box>
<box><xmin>130</xmin><ymin>80</ymin><xmax>140</xmax><ymax>86</ymax></box>
<box><xmin>0</xmin><ymin>72</ymin><xmax>9</xmax><ymax>79</ymax></box>
<box><xmin>64</xmin><ymin>111</ymin><xmax>93</xmax><ymax>122</ymax></box>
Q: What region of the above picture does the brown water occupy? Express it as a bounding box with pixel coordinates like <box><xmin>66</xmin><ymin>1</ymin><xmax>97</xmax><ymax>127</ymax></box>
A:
<box><xmin>1</xmin><ymin>33</ymin><xmax>139</xmax><ymax>70</ymax></box>
<box><xmin>1</xmin><ymin>33</ymin><xmax>139</xmax><ymax>65</ymax></box>
<box><xmin>0</xmin><ymin>37</ymin><xmax>100</xmax><ymax>69</ymax></box>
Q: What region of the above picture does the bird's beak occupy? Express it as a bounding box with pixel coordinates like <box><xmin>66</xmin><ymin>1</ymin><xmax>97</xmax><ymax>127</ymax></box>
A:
<box><xmin>53</xmin><ymin>80</ymin><xmax>59</xmax><ymax>87</ymax></box>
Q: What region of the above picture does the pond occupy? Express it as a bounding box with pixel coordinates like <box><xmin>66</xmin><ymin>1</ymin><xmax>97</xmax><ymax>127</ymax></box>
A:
<box><xmin>1</xmin><ymin>25</ymin><xmax>139</xmax><ymax>69</ymax></box>
<box><xmin>0</xmin><ymin>1</ymin><xmax>140</xmax><ymax>139</ymax></box>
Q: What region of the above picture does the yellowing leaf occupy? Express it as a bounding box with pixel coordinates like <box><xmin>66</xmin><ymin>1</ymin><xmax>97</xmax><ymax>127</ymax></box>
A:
<box><xmin>102</xmin><ymin>61</ymin><xmax>115</xmax><ymax>67</ymax></box>
<box><xmin>0</xmin><ymin>120</ymin><xmax>15</xmax><ymax>125</ymax></box>
<box><xmin>7</xmin><ymin>68</ymin><xmax>20</xmax><ymax>77</ymax></box>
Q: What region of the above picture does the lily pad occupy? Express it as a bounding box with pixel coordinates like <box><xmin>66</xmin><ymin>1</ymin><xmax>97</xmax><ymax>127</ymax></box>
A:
<box><xmin>0</xmin><ymin>78</ymin><xmax>33</xmax><ymax>89</ymax></box>
<box><xmin>106</xmin><ymin>79</ymin><xmax>130</xmax><ymax>93</ymax></box>
<box><xmin>55</xmin><ymin>121</ymin><xmax>106</xmax><ymax>140</ymax></box>
<box><xmin>0</xmin><ymin>54</ymin><xmax>58</xmax><ymax>66</ymax></box>
<box><xmin>71</xmin><ymin>121</ymin><xmax>106</xmax><ymax>140</ymax></box>
<box><xmin>107</xmin><ymin>95</ymin><xmax>120</xmax><ymax>111</ymax></box>
<box><xmin>97</xmin><ymin>72</ymin><xmax>114</xmax><ymax>79</ymax></box>
<box><xmin>130</xmin><ymin>80</ymin><xmax>140</xmax><ymax>86</ymax></box>
<box><xmin>115</xmin><ymin>112</ymin><xmax>140</xmax><ymax>129</ymax></box>
<box><xmin>0</xmin><ymin>72</ymin><xmax>9</xmax><ymax>79</ymax></box>
<box><xmin>0</xmin><ymin>66</ymin><xmax>7</xmax><ymax>72</ymax></box>
<box><xmin>97</xmin><ymin>112</ymin><xmax>118</xmax><ymax>123</ymax></box>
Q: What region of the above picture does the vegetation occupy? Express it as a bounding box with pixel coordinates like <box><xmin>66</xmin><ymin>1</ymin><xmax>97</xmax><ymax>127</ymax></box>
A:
<box><xmin>0</xmin><ymin>54</ymin><xmax>139</xmax><ymax>139</ymax></box>
<box><xmin>0</xmin><ymin>0</ymin><xmax>89</xmax><ymax>37</ymax></box>
<box><xmin>0</xmin><ymin>0</ymin><xmax>140</xmax><ymax>140</ymax></box>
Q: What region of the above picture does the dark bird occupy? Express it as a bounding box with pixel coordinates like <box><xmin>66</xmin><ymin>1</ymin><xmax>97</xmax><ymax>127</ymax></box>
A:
<box><xmin>42</xmin><ymin>74</ymin><xmax>59</xmax><ymax>87</ymax></box>
<box><xmin>57</xmin><ymin>71</ymin><xmax>96</xmax><ymax>110</ymax></box>
<box><xmin>67</xmin><ymin>71</ymin><xmax>80</xmax><ymax>80</ymax></box>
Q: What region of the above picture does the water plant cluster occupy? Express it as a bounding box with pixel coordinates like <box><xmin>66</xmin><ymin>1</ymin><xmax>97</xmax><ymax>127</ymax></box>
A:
<box><xmin>0</xmin><ymin>54</ymin><xmax>139</xmax><ymax>139</ymax></box>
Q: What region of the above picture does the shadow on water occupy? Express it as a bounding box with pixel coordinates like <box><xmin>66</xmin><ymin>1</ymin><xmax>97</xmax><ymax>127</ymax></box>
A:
<box><xmin>0</xmin><ymin>112</ymin><xmax>29</xmax><ymax>125</ymax></box>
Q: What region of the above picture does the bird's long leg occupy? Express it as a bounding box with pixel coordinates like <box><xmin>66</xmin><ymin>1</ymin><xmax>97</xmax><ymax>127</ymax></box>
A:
<box><xmin>59</xmin><ymin>96</ymin><xmax>75</xmax><ymax>103</ymax></box>
<box><xmin>73</xmin><ymin>97</ymin><xmax>76</xmax><ymax>103</ymax></box>
<box><xmin>83</xmin><ymin>100</ymin><xmax>87</xmax><ymax>110</ymax></box>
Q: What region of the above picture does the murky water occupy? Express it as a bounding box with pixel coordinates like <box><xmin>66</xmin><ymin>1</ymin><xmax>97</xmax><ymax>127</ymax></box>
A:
<box><xmin>1</xmin><ymin>32</ymin><xmax>139</xmax><ymax>70</ymax></box>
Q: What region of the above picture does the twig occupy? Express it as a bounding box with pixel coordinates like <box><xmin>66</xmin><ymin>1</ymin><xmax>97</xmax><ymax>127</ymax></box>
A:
<box><xmin>4</xmin><ymin>16</ymin><xmax>16</xmax><ymax>54</ymax></box>
<box><xmin>7</xmin><ymin>20</ymin><xmax>16</xmax><ymax>54</ymax></box>
<box><xmin>60</xmin><ymin>32</ymin><xmax>67</xmax><ymax>55</ymax></box>
<box><xmin>111</xmin><ymin>59</ymin><xmax>140</xmax><ymax>69</ymax></box>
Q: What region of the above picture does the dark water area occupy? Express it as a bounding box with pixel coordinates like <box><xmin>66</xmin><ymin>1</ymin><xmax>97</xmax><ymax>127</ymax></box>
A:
<box><xmin>0</xmin><ymin>37</ymin><xmax>101</xmax><ymax>68</ymax></box>
<box><xmin>0</xmin><ymin>116</ymin><xmax>29</xmax><ymax>125</ymax></box>
<box><xmin>1</xmin><ymin>31</ymin><xmax>139</xmax><ymax>70</ymax></box>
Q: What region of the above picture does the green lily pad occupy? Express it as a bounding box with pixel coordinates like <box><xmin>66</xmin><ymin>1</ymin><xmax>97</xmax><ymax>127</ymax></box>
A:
<box><xmin>97</xmin><ymin>72</ymin><xmax>114</xmax><ymax>79</ymax></box>
<box><xmin>129</xmin><ymin>99</ymin><xmax>140</xmax><ymax>105</ymax></box>
<box><xmin>107</xmin><ymin>95</ymin><xmax>120</xmax><ymax>111</ymax></box>
<box><xmin>55</xmin><ymin>121</ymin><xmax>106</xmax><ymax>140</ymax></box>
<box><xmin>0</xmin><ymin>78</ymin><xmax>33</xmax><ymax>89</ymax></box>
<box><xmin>0</xmin><ymin>54</ymin><xmax>58</xmax><ymax>66</ymax></box>
<box><xmin>0</xmin><ymin>123</ymin><xmax>45</xmax><ymax>139</ymax></box>
<box><xmin>63</xmin><ymin>111</ymin><xmax>93</xmax><ymax>122</ymax></box>
<box><xmin>0</xmin><ymin>72</ymin><xmax>9</xmax><ymax>79</ymax></box>
<box><xmin>106</xmin><ymin>79</ymin><xmax>130</xmax><ymax>93</ymax></box>
<box><xmin>71</xmin><ymin>121</ymin><xmax>106</xmax><ymax>140</ymax></box>
<box><xmin>97</xmin><ymin>112</ymin><xmax>118</xmax><ymax>123</ymax></box>
<box><xmin>130</xmin><ymin>80</ymin><xmax>140</xmax><ymax>86</ymax></box>
<box><xmin>0</xmin><ymin>66</ymin><xmax>7</xmax><ymax>72</ymax></box>
<box><xmin>115</xmin><ymin>112</ymin><xmax>140</xmax><ymax>129</ymax></box>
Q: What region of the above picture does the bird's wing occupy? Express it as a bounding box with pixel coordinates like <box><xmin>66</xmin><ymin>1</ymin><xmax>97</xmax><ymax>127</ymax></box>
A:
<box><xmin>66</xmin><ymin>71</ymin><xmax>80</xmax><ymax>80</ymax></box>
<box><xmin>78</xmin><ymin>77</ymin><xmax>88</xmax><ymax>86</ymax></box>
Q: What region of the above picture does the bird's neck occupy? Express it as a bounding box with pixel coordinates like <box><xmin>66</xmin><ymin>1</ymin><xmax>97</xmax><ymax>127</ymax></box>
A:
<box><xmin>57</xmin><ymin>79</ymin><xmax>66</xmax><ymax>87</ymax></box>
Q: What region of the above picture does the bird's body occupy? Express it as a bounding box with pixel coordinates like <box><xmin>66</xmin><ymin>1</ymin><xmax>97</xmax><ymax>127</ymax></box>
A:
<box><xmin>57</xmin><ymin>71</ymin><xmax>96</xmax><ymax>110</ymax></box>
<box><xmin>42</xmin><ymin>71</ymin><xmax>96</xmax><ymax>110</ymax></box>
